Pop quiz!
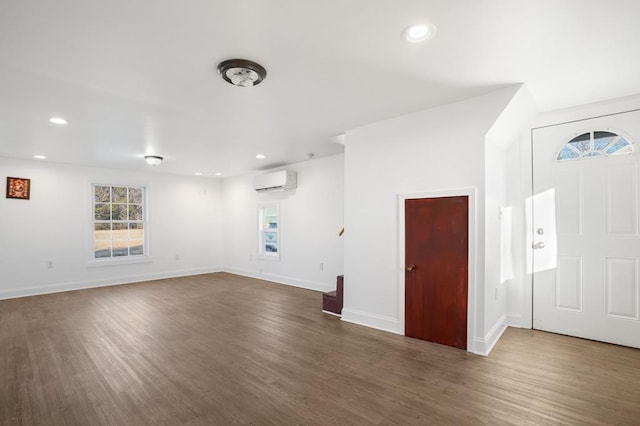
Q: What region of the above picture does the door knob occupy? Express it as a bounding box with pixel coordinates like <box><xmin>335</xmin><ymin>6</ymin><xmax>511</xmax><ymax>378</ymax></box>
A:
<box><xmin>406</xmin><ymin>264</ymin><xmax>416</xmax><ymax>271</ymax></box>
<box><xmin>532</xmin><ymin>242</ymin><xmax>545</xmax><ymax>250</ymax></box>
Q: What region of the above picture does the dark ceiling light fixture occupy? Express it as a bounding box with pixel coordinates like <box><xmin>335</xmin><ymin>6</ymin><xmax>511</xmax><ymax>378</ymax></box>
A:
<box><xmin>144</xmin><ymin>155</ymin><xmax>163</xmax><ymax>166</ymax></box>
<box><xmin>217</xmin><ymin>59</ymin><xmax>267</xmax><ymax>88</ymax></box>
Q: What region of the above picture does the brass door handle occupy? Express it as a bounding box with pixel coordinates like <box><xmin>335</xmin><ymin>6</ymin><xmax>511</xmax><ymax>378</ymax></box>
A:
<box><xmin>406</xmin><ymin>264</ymin><xmax>416</xmax><ymax>271</ymax></box>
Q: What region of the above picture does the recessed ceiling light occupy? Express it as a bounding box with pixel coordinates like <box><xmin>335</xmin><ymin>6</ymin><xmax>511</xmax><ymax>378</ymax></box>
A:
<box><xmin>49</xmin><ymin>117</ymin><xmax>68</xmax><ymax>125</ymax></box>
<box><xmin>256</xmin><ymin>154</ymin><xmax>266</xmax><ymax>159</ymax></box>
<box><xmin>33</xmin><ymin>155</ymin><xmax>47</xmax><ymax>160</ymax></box>
<box><xmin>402</xmin><ymin>23</ymin><xmax>436</xmax><ymax>43</ymax></box>
<box><xmin>214</xmin><ymin>172</ymin><xmax>222</xmax><ymax>177</ymax></box>
<box><xmin>195</xmin><ymin>172</ymin><xmax>203</xmax><ymax>176</ymax></box>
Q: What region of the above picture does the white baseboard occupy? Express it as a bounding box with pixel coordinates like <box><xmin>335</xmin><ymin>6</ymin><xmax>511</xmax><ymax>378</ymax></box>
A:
<box><xmin>0</xmin><ymin>265</ymin><xmax>335</xmax><ymax>301</ymax></box>
<box><xmin>507</xmin><ymin>313</ymin><xmax>522</xmax><ymax>328</ymax></box>
<box><xmin>0</xmin><ymin>266</ymin><xmax>224</xmax><ymax>300</ymax></box>
<box><xmin>221</xmin><ymin>266</ymin><xmax>334</xmax><ymax>293</ymax></box>
<box><xmin>322</xmin><ymin>310</ymin><xmax>342</xmax><ymax>317</ymax></box>
<box><xmin>472</xmin><ymin>313</ymin><xmax>508</xmax><ymax>356</ymax></box>
<box><xmin>341</xmin><ymin>308</ymin><xmax>401</xmax><ymax>335</ymax></box>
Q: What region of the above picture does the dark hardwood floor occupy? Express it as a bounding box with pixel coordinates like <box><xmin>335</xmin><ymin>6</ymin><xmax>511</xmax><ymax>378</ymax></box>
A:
<box><xmin>1</xmin><ymin>272</ymin><xmax>639</xmax><ymax>425</ymax></box>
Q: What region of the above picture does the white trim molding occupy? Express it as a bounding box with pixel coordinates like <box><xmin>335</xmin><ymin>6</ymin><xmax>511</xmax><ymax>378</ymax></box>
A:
<box><xmin>341</xmin><ymin>308</ymin><xmax>401</xmax><ymax>335</ymax></box>
<box><xmin>473</xmin><ymin>314</ymin><xmax>509</xmax><ymax>356</ymax></box>
<box><xmin>222</xmin><ymin>266</ymin><xmax>334</xmax><ymax>293</ymax></box>
<box><xmin>397</xmin><ymin>188</ymin><xmax>478</xmax><ymax>353</ymax></box>
<box><xmin>507</xmin><ymin>313</ymin><xmax>522</xmax><ymax>328</ymax></box>
<box><xmin>1</xmin><ymin>267</ymin><xmax>334</xmax><ymax>302</ymax></box>
<box><xmin>0</xmin><ymin>266</ymin><xmax>223</xmax><ymax>301</ymax></box>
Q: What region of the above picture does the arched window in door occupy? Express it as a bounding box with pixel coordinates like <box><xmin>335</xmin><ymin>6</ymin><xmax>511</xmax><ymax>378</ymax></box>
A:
<box><xmin>557</xmin><ymin>131</ymin><xmax>634</xmax><ymax>161</ymax></box>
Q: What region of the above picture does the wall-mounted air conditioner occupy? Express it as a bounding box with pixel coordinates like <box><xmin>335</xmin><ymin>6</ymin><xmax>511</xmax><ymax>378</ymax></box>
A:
<box><xmin>252</xmin><ymin>170</ymin><xmax>297</xmax><ymax>192</ymax></box>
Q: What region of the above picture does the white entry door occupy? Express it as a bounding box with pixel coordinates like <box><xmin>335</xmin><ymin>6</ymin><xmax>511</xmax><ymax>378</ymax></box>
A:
<box><xmin>532</xmin><ymin>110</ymin><xmax>640</xmax><ymax>348</ymax></box>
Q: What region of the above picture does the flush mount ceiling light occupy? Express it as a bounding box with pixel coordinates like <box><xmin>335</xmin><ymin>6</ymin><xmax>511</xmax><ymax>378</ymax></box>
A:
<box><xmin>33</xmin><ymin>155</ymin><xmax>47</xmax><ymax>160</ymax></box>
<box><xmin>255</xmin><ymin>154</ymin><xmax>266</xmax><ymax>159</ymax></box>
<box><xmin>402</xmin><ymin>23</ymin><xmax>437</xmax><ymax>43</ymax></box>
<box><xmin>217</xmin><ymin>59</ymin><xmax>267</xmax><ymax>88</ymax></box>
<box><xmin>49</xmin><ymin>117</ymin><xmax>68</xmax><ymax>125</ymax></box>
<box><xmin>144</xmin><ymin>155</ymin><xmax>163</xmax><ymax>166</ymax></box>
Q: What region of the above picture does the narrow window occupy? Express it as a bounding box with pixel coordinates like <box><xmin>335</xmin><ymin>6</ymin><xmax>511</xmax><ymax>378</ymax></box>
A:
<box><xmin>93</xmin><ymin>185</ymin><xmax>146</xmax><ymax>259</ymax></box>
<box><xmin>557</xmin><ymin>131</ymin><xmax>634</xmax><ymax>161</ymax></box>
<box><xmin>258</xmin><ymin>204</ymin><xmax>279</xmax><ymax>258</ymax></box>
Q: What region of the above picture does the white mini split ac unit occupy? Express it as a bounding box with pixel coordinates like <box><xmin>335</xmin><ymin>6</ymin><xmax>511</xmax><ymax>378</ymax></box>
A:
<box><xmin>252</xmin><ymin>170</ymin><xmax>297</xmax><ymax>192</ymax></box>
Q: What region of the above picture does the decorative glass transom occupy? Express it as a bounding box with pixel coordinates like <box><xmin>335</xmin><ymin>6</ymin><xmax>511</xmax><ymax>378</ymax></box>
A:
<box><xmin>557</xmin><ymin>131</ymin><xmax>634</xmax><ymax>161</ymax></box>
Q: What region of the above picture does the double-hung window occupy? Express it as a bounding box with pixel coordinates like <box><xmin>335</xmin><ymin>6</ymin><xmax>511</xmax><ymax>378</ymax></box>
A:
<box><xmin>93</xmin><ymin>185</ymin><xmax>146</xmax><ymax>259</ymax></box>
<box><xmin>258</xmin><ymin>204</ymin><xmax>279</xmax><ymax>259</ymax></box>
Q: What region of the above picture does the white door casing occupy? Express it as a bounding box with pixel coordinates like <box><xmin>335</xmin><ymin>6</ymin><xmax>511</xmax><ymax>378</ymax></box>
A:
<box><xmin>532</xmin><ymin>111</ymin><xmax>640</xmax><ymax>349</ymax></box>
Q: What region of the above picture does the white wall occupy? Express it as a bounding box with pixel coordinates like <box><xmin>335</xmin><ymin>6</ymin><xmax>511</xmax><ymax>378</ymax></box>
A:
<box><xmin>506</xmin><ymin>137</ymin><xmax>527</xmax><ymax>328</ymax></box>
<box><xmin>484</xmin><ymin>137</ymin><xmax>530</xmax><ymax>333</ymax></box>
<box><xmin>0</xmin><ymin>157</ymin><xmax>223</xmax><ymax>298</ymax></box>
<box><xmin>343</xmin><ymin>85</ymin><xmax>528</xmax><ymax>353</ymax></box>
<box><xmin>1</xmin><ymin>153</ymin><xmax>344</xmax><ymax>300</ymax></box>
<box><xmin>483</xmin><ymin>85</ymin><xmax>538</xmax><ymax>349</ymax></box>
<box><xmin>484</xmin><ymin>139</ymin><xmax>509</xmax><ymax>331</ymax></box>
<box><xmin>222</xmin><ymin>154</ymin><xmax>344</xmax><ymax>292</ymax></box>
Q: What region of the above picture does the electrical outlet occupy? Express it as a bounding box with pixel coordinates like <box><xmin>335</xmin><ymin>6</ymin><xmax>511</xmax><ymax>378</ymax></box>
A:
<box><xmin>494</xmin><ymin>287</ymin><xmax>499</xmax><ymax>300</ymax></box>
<box><xmin>259</xmin><ymin>268</ymin><xmax>263</xmax><ymax>274</ymax></box>
<box><xmin>47</xmin><ymin>260</ymin><xmax>54</xmax><ymax>269</ymax></box>
<box><xmin>249</xmin><ymin>254</ymin><xmax>253</xmax><ymax>262</ymax></box>
<box><xmin>319</xmin><ymin>262</ymin><xmax>324</xmax><ymax>271</ymax></box>
<box><xmin>175</xmin><ymin>254</ymin><xmax>181</xmax><ymax>261</ymax></box>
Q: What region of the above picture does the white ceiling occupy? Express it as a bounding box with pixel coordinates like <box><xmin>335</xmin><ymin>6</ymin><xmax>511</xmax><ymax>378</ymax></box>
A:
<box><xmin>1</xmin><ymin>0</ymin><xmax>640</xmax><ymax>177</ymax></box>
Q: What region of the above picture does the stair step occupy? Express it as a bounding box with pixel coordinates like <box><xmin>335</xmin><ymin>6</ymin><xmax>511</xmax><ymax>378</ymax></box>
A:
<box><xmin>322</xmin><ymin>275</ymin><xmax>344</xmax><ymax>315</ymax></box>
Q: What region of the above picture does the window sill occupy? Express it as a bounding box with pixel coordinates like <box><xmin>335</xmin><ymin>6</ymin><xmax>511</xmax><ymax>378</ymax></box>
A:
<box><xmin>87</xmin><ymin>256</ymin><xmax>153</xmax><ymax>268</ymax></box>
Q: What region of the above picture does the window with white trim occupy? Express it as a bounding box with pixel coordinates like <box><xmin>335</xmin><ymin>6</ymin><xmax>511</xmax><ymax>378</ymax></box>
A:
<box><xmin>258</xmin><ymin>204</ymin><xmax>279</xmax><ymax>258</ymax></box>
<box><xmin>93</xmin><ymin>185</ymin><xmax>146</xmax><ymax>259</ymax></box>
<box><xmin>557</xmin><ymin>131</ymin><xmax>634</xmax><ymax>161</ymax></box>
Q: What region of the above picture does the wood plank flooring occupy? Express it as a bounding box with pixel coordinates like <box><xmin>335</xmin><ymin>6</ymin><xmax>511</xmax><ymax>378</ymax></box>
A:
<box><xmin>1</xmin><ymin>272</ymin><xmax>639</xmax><ymax>425</ymax></box>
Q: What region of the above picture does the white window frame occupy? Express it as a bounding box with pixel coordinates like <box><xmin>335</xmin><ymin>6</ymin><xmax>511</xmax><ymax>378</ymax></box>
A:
<box><xmin>258</xmin><ymin>203</ymin><xmax>280</xmax><ymax>261</ymax></box>
<box><xmin>556</xmin><ymin>129</ymin><xmax>635</xmax><ymax>162</ymax></box>
<box><xmin>88</xmin><ymin>183</ymin><xmax>151</xmax><ymax>266</ymax></box>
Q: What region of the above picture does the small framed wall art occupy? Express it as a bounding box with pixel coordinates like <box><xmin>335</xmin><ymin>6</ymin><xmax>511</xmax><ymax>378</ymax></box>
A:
<box><xmin>6</xmin><ymin>177</ymin><xmax>31</xmax><ymax>200</ymax></box>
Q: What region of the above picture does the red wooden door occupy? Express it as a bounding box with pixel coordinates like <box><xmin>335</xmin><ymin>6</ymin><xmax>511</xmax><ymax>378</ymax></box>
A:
<box><xmin>405</xmin><ymin>196</ymin><xmax>468</xmax><ymax>349</ymax></box>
